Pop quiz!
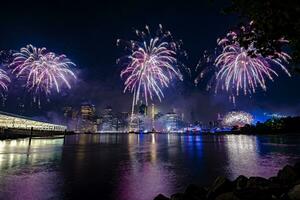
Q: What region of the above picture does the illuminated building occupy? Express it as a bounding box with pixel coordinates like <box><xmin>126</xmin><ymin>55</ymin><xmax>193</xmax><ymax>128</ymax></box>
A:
<box><xmin>101</xmin><ymin>106</ymin><xmax>114</xmax><ymax>131</ymax></box>
<box><xmin>80</xmin><ymin>103</ymin><xmax>96</xmax><ymax>120</ymax></box>
<box><xmin>0</xmin><ymin>111</ymin><xmax>66</xmax><ymax>131</ymax></box>
<box><xmin>129</xmin><ymin>114</ymin><xmax>141</xmax><ymax>132</ymax></box>
<box><xmin>63</xmin><ymin>106</ymin><xmax>76</xmax><ymax>131</ymax></box>
<box><xmin>116</xmin><ymin>112</ymin><xmax>129</xmax><ymax>131</ymax></box>
<box><xmin>78</xmin><ymin>103</ymin><xmax>97</xmax><ymax>133</ymax></box>
<box><xmin>165</xmin><ymin>112</ymin><xmax>180</xmax><ymax>131</ymax></box>
<box><xmin>151</xmin><ymin>104</ymin><xmax>155</xmax><ymax>130</ymax></box>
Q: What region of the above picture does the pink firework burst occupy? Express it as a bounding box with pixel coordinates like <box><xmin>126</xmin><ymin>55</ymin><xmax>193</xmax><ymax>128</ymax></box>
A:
<box><xmin>117</xmin><ymin>25</ymin><xmax>183</xmax><ymax>105</ymax></box>
<box><xmin>215</xmin><ymin>31</ymin><xmax>291</xmax><ymax>95</ymax></box>
<box><xmin>10</xmin><ymin>44</ymin><xmax>76</xmax><ymax>96</ymax></box>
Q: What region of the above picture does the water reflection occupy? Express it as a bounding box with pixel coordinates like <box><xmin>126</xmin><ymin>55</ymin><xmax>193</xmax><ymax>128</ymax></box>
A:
<box><xmin>0</xmin><ymin>139</ymin><xmax>63</xmax><ymax>170</ymax></box>
<box><xmin>0</xmin><ymin>138</ymin><xmax>64</xmax><ymax>200</ymax></box>
<box><xmin>0</xmin><ymin>134</ymin><xmax>299</xmax><ymax>200</ymax></box>
<box><xmin>223</xmin><ymin>134</ymin><xmax>300</xmax><ymax>179</ymax></box>
<box><xmin>116</xmin><ymin>134</ymin><xmax>174</xmax><ymax>200</ymax></box>
<box><xmin>223</xmin><ymin>135</ymin><xmax>259</xmax><ymax>178</ymax></box>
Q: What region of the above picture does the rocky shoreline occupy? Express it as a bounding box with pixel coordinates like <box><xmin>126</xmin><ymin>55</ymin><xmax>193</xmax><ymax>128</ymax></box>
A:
<box><xmin>154</xmin><ymin>162</ymin><xmax>300</xmax><ymax>200</ymax></box>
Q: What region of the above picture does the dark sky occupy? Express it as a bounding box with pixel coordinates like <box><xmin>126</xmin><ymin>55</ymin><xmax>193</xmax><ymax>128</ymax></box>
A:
<box><xmin>1</xmin><ymin>0</ymin><xmax>300</xmax><ymax>122</ymax></box>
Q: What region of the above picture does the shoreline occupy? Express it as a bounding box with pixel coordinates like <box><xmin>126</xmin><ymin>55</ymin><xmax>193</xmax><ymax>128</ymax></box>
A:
<box><xmin>2</xmin><ymin>131</ymin><xmax>300</xmax><ymax>140</ymax></box>
<box><xmin>154</xmin><ymin>162</ymin><xmax>300</xmax><ymax>200</ymax></box>
<box><xmin>0</xmin><ymin>129</ymin><xmax>75</xmax><ymax>140</ymax></box>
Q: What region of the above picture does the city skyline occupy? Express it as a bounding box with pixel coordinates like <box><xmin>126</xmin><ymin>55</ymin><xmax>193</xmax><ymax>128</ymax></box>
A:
<box><xmin>0</xmin><ymin>0</ymin><xmax>300</xmax><ymax>123</ymax></box>
<box><xmin>1</xmin><ymin>1</ymin><xmax>300</xmax><ymax>200</ymax></box>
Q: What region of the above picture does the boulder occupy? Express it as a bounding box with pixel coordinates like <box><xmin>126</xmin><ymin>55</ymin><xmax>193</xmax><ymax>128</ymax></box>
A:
<box><xmin>278</xmin><ymin>165</ymin><xmax>298</xmax><ymax>185</ymax></box>
<box><xmin>294</xmin><ymin>162</ymin><xmax>300</xmax><ymax>177</ymax></box>
<box><xmin>207</xmin><ymin>176</ymin><xmax>233</xmax><ymax>199</ymax></box>
<box><xmin>216</xmin><ymin>192</ymin><xmax>240</xmax><ymax>200</ymax></box>
<box><xmin>154</xmin><ymin>194</ymin><xmax>170</xmax><ymax>200</ymax></box>
<box><xmin>269</xmin><ymin>176</ymin><xmax>280</xmax><ymax>184</ymax></box>
<box><xmin>246</xmin><ymin>177</ymin><xmax>271</xmax><ymax>189</ymax></box>
<box><xmin>267</xmin><ymin>182</ymin><xmax>286</xmax><ymax>198</ymax></box>
<box><xmin>234</xmin><ymin>175</ymin><xmax>248</xmax><ymax>190</ymax></box>
<box><xmin>184</xmin><ymin>184</ymin><xmax>207</xmax><ymax>200</ymax></box>
<box><xmin>170</xmin><ymin>193</ymin><xmax>184</xmax><ymax>200</ymax></box>
<box><xmin>288</xmin><ymin>184</ymin><xmax>300</xmax><ymax>200</ymax></box>
<box><xmin>245</xmin><ymin>176</ymin><xmax>287</xmax><ymax>198</ymax></box>
<box><xmin>234</xmin><ymin>188</ymin><xmax>273</xmax><ymax>200</ymax></box>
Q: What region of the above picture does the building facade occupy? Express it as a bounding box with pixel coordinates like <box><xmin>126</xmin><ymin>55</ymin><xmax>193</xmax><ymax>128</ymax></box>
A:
<box><xmin>0</xmin><ymin>111</ymin><xmax>66</xmax><ymax>131</ymax></box>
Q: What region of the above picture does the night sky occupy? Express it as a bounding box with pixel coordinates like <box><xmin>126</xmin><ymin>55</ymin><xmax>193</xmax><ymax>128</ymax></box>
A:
<box><xmin>1</xmin><ymin>0</ymin><xmax>300</xmax><ymax>122</ymax></box>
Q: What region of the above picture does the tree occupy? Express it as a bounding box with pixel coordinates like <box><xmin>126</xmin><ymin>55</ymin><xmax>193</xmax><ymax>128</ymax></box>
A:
<box><xmin>224</xmin><ymin>0</ymin><xmax>300</xmax><ymax>70</ymax></box>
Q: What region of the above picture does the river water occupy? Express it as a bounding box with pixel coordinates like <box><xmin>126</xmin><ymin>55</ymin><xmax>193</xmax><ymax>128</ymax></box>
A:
<box><xmin>0</xmin><ymin>134</ymin><xmax>300</xmax><ymax>200</ymax></box>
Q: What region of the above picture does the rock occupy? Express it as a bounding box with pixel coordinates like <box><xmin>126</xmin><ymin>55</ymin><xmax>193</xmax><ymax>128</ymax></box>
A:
<box><xmin>288</xmin><ymin>184</ymin><xmax>300</xmax><ymax>200</ymax></box>
<box><xmin>184</xmin><ymin>184</ymin><xmax>207</xmax><ymax>200</ymax></box>
<box><xmin>216</xmin><ymin>192</ymin><xmax>240</xmax><ymax>200</ymax></box>
<box><xmin>269</xmin><ymin>176</ymin><xmax>280</xmax><ymax>184</ymax></box>
<box><xmin>267</xmin><ymin>182</ymin><xmax>286</xmax><ymax>198</ymax></box>
<box><xmin>280</xmin><ymin>193</ymin><xmax>291</xmax><ymax>200</ymax></box>
<box><xmin>207</xmin><ymin>176</ymin><xmax>233</xmax><ymax>199</ymax></box>
<box><xmin>294</xmin><ymin>162</ymin><xmax>300</xmax><ymax>176</ymax></box>
<box><xmin>235</xmin><ymin>188</ymin><xmax>273</xmax><ymax>200</ymax></box>
<box><xmin>184</xmin><ymin>184</ymin><xmax>200</xmax><ymax>194</ymax></box>
<box><xmin>170</xmin><ymin>193</ymin><xmax>184</xmax><ymax>200</ymax></box>
<box><xmin>246</xmin><ymin>177</ymin><xmax>271</xmax><ymax>189</ymax></box>
<box><xmin>244</xmin><ymin>177</ymin><xmax>287</xmax><ymax>198</ymax></box>
<box><xmin>234</xmin><ymin>175</ymin><xmax>248</xmax><ymax>190</ymax></box>
<box><xmin>154</xmin><ymin>194</ymin><xmax>170</xmax><ymax>200</ymax></box>
<box><xmin>278</xmin><ymin>165</ymin><xmax>298</xmax><ymax>185</ymax></box>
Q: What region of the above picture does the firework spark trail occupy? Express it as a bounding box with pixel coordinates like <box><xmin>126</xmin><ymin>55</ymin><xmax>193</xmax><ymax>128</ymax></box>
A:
<box><xmin>0</xmin><ymin>69</ymin><xmax>10</xmax><ymax>92</ymax></box>
<box><xmin>10</xmin><ymin>44</ymin><xmax>76</xmax><ymax>96</ymax></box>
<box><xmin>194</xmin><ymin>50</ymin><xmax>216</xmax><ymax>87</ymax></box>
<box><xmin>215</xmin><ymin>31</ymin><xmax>291</xmax><ymax>96</ymax></box>
<box><xmin>118</xmin><ymin>25</ymin><xmax>183</xmax><ymax>106</ymax></box>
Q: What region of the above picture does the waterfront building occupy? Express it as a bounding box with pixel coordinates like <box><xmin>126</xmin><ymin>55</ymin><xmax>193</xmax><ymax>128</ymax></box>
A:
<box><xmin>0</xmin><ymin>111</ymin><xmax>66</xmax><ymax>131</ymax></box>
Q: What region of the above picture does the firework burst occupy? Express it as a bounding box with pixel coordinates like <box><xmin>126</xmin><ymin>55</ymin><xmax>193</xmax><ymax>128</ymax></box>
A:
<box><xmin>222</xmin><ymin>111</ymin><xmax>253</xmax><ymax>127</ymax></box>
<box><xmin>0</xmin><ymin>68</ymin><xmax>10</xmax><ymax>92</ymax></box>
<box><xmin>215</xmin><ymin>31</ymin><xmax>291</xmax><ymax>95</ymax></box>
<box><xmin>0</xmin><ymin>51</ymin><xmax>12</xmax><ymax>92</ymax></box>
<box><xmin>117</xmin><ymin>25</ymin><xmax>184</xmax><ymax>105</ymax></box>
<box><xmin>10</xmin><ymin>44</ymin><xmax>76</xmax><ymax>96</ymax></box>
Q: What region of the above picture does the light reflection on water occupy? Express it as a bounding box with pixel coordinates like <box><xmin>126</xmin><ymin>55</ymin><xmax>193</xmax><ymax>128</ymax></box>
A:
<box><xmin>0</xmin><ymin>138</ymin><xmax>64</xmax><ymax>200</ymax></box>
<box><xmin>0</xmin><ymin>134</ymin><xmax>300</xmax><ymax>200</ymax></box>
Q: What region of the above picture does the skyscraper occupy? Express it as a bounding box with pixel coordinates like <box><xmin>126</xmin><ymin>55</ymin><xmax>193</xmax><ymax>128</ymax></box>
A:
<box><xmin>80</xmin><ymin>102</ymin><xmax>96</xmax><ymax>120</ymax></box>
<box><xmin>78</xmin><ymin>102</ymin><xmax>97</xmax><ymax>133</ymax></box>
<box><xmin>101</xmin><ymin>106</ymin><xmax>114</xmax><ymax>131</ymax></box>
